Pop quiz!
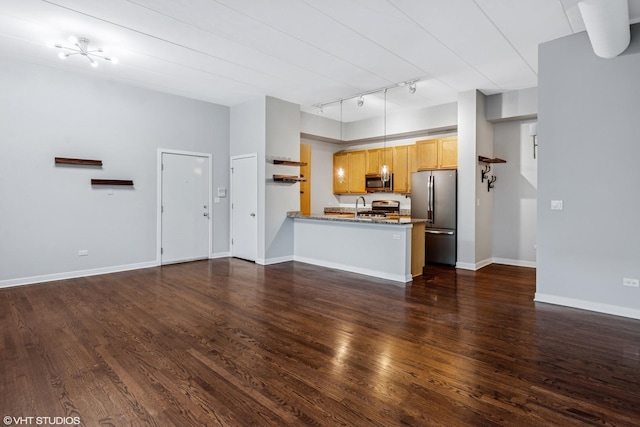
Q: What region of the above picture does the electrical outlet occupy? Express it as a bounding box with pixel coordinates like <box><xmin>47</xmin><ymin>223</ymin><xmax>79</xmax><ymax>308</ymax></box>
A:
<box><xmin>393</xmin><ymin>234</ymin><xmax>401</xmax><ymax>240</ymax></box>
<box><xmin>78</xmin><ymin>250</ymin><xmax>88</xmax><ymax>256</ymax></box>
<box><xmin>623</xmin><ymin>278</ymin><xmax>639</xmax><ymax>288</ymax></box>
<box><xmin>551</xmin><ymin>200</ymin><xmax>564</xmax><ymax>210</ymax></box>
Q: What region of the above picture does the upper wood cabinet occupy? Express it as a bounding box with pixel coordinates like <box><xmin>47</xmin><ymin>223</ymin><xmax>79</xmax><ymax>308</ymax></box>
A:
<box><xmin>333</xmin><ymin>151</ymin><xmax>366</xmax><ymax>194</ymax></box>
<box><xmin>439</xmin><ymin>137</ymin><xmax>458</xmax><ymax>169</ymax></box>
<box><xmin>333</xmin><ymin>138</ymin><xmax>456</xmax><ymax>194</ymax></box>
<box><xmin>417</xmin><ymin>137</ymin><xmax>458</xmax><ymax>170</ymax></box>
<box><xmin>348</xmin><ymin>151</ymin><xmax>366</xmax><ymax>193</ymax></box>
<box><xmin>333</xmin><ymin>152</ymin><xmax>349</xmax><ymax>194</ymax></box>
<box><xmin>365</xmin><ymin>148</ymin><xmax>393</xmax><ymax>176</ymax></box>
<box><xmin>392</xmin><ymin>145</ymin><xmax>409</xmax><ymax>194</ymax></box>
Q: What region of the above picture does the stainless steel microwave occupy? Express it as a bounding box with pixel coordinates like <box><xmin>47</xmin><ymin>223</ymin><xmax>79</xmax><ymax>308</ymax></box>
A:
<box><xmin>365</xmin><ymin>174</ymin><xmax>393</xmax><ymax>192</ymax></box>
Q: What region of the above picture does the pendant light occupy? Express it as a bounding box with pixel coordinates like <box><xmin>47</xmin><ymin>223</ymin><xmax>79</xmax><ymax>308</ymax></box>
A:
<box><xmin>380</xmin><ymin>89</ymin><xmax>390</xmax><ymax>182</ymax></box>
<box><xmin>337</xmin><ymin>100</ymin><xmax>345</xmax><ymax>184</ymax></box>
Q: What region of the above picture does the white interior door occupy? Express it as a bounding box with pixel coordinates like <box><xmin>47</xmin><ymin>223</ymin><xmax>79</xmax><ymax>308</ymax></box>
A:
<box><xmin>161</xmin><ymin>152</ymin><xmax>210</xmax><ymax>264</ymax></box>
<box><xmin>231</xmin><ymin>155</ymin><xmax>258</xmax><ymax>261</ymax></box>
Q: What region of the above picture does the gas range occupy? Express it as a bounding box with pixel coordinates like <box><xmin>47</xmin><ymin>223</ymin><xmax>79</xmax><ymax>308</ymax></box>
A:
<box><xmin>356</xmin><ymin>200</ymin><xmax>400</xmax><ymax>218</ymax></box>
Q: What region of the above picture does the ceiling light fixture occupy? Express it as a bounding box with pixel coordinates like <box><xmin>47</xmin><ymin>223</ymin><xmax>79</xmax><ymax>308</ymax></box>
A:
<box><xmin>357</xmin><ymin>95</ymin><xmax>364</xmax><ymax>107</ymax></box>
<box><xmin>409</xmin><ymin>81</ymin><xmax>417</xmax><ymax>94</ymax></box>
<box><xmin>54</xmin><ymin>36</ymin><xmax>117</xmax><ymax>67</ymax></box>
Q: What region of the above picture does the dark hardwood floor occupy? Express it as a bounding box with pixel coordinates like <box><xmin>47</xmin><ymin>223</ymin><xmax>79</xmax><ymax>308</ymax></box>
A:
<box><xmin>1</xmin><ymin>259</ymin><xmax>639</xmax><ymax>426</ymax></box>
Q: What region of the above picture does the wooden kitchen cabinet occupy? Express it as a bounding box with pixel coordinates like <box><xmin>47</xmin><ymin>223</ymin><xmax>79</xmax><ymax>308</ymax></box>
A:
<box><xmin>408</xmin><ymin>144</ymin><xmax>418</xmax><ymax>193</ymax></box>
<box><xmin>333</xmin><ymin>152</ymin><xmax>349</xmax><ymax>194</ymax></box>
<box><xmin>365</xmin><ymin>148</ymin><xmax>393</xmax><ymax>176</ymax></box>
<box><xmin>439</xmin><ymin>137</ymin><xmax>458</xmax><ymax>169</ymax></box>
<box><xmin>333</xmin><ymin>151</ymin><xmax>366</xmax><ymax>194</ymax></box>
<box><xmin>392</xmin><ymin>145</ymin><xmax>409</xmax><ymax>194</ymax></box>
<box><xmin>417</xmin><ymin>137</ymin><xmax>458</xmax><ymax>170</ymax></box>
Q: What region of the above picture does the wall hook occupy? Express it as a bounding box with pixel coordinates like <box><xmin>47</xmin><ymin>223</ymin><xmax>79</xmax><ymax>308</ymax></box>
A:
<box><xmin>481</xmin><ymin>164</ymin><xmax>491</xmax><ymax>182</ymax></box>
<box><xmin>487</xmin><ymin>175</ymin><xmax>497</xmax><ymax>192</ymax></box>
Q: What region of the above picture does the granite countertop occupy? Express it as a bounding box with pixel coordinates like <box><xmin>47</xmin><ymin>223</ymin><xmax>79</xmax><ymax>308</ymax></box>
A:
<box><xmin>287</xmin><ymin>211</ymin><xmax>428</xmax><ymax>225</ymax></box>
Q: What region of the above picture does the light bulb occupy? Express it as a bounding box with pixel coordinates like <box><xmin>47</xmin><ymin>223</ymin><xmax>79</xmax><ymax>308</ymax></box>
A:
<box><xmin>58</xmin><ymin>51</ymin><xmax>67</xmax><ymax>60</ymax></box>
<box><xmin>381</xmin><ymin>164</ymin><xmax>389</xmax><ymax>182</ymax></box>
<box><xmin>68</xmin><ymin>35</ymin><xmax>78</xmax><ymax>45</ymax></box>
<box><xmin>90</xmin><ymin>59</ymin><xmax>98</xmax><ymax>68</ymax></box>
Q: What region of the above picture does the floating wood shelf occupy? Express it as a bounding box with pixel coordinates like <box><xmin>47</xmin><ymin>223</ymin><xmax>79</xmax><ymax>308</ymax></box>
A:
<box><xmin>55</xmin><ymin>157</ymin><xmax>103</xmax><ymax>166</ymax></box>
<box><xmin>273</xmin><ymin>160</ymin><xmax>308</xmax><ymax>166</ymax></box>
<box><xmin>273</xmin><ymin>175</ymin><xmax>306</xmax><ymax>183</ymax></box>
<box><xmin>478</xmin><ymin>156</ymin><xmax>506</xmax><ymax>164</ymax></box>
<box><xmin>91</xmin><ymin>179</ymin><xmax>134</xmax><ymax>186</ymax></box>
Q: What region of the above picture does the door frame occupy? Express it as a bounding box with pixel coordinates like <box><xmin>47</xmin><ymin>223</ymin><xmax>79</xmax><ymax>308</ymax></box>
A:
<box><xmin>229</xmin><ymin>153</ymin><xmax>258</xmax><ymax>261</ymax></box>
<box><xmin>157</xmin><ymin>148</ymin><xmax>213</xmax><ymax>265</ymax></box>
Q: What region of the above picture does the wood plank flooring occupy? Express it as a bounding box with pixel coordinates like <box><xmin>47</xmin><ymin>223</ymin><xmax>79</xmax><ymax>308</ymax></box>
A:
<box><xmin>1</xmin><ymin>259</ymin><xmax>639</xmax><ymax>426</ymax></box>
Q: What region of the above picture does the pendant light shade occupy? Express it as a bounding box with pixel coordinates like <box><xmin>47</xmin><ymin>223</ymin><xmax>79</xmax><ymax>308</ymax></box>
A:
<box><xmin>380</xmin><ymin>89</ymin><xmax>390</xmax><ymax>183</ymax></box>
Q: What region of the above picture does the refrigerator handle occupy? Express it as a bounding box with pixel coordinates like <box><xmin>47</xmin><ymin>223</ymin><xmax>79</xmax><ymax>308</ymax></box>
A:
<box><xmin>427</xmin><ymin>175</ymin><xmax>434</xmax><ymax>223</ymax></box>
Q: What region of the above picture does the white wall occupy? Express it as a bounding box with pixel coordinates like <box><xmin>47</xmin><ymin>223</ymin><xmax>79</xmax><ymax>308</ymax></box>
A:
<box><xmin>536</xmin><ymin>24</ymin><xmax>640</xmax><ymax>319</ymax></box>
<box><xmin>0</xmin><ymin>58</ymin><xmax>230</xmax><ymax>286</ymax></box>
<box><xmin>230</xmin><ymin>97</ymin><xmax>266</xmax><ymax>261</ymax></box>
<box><xmin>475</xmin><ymin>91</ymin><xmax>494</xmax><ymax>266</ymax></box>
<box><xmin>265</xmin><ymin>97</ymin><xmax>300</xmax><ymax>262</ymax></box>
<box><xmin>492</xmin><ymin>120</ymin><xmax>537</xmax><ymax>267</ymax></box>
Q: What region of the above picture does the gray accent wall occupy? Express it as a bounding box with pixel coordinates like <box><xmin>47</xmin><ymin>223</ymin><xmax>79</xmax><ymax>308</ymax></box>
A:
<box><xmin>537</xmin><ymin>25</ymin><xmax>640</xmax><ymax>318</ymax></box>
<box><xmin>0</xmin><ymin>58</ymin><xmax>230</xmax><ymax>286</ymax></box>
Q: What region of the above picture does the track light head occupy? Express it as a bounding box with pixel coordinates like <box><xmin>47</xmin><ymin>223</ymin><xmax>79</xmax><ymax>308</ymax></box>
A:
<box><xmin>357</xmin><ymin>96</ymin><xmax>364</xmax><ymax>107</ymax></box>
<box><xmin>409</xmin><ymin>82</ymin><xmax>417</xmax><ymax>94</ymax></box>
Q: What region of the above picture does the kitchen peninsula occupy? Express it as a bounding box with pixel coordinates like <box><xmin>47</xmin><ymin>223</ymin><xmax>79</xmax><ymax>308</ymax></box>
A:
<box><xmin>289</xmin><ymin>212</ymin><xmax>426</xmax><ymax>283</ymax></box>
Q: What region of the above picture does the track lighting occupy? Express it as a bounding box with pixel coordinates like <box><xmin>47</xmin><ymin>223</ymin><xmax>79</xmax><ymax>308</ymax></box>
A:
<box><xmin>357</xmin><ymin>96</ymin><xmax>364</xmax><ymax>107</ymax></box>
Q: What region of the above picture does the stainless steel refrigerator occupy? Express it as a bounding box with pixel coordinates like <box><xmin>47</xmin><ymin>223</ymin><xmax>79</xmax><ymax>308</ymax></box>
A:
<box><xmin>411</xmin><ymin>170</ymin><xmax>457</xmax><ymax>266</ymax></box>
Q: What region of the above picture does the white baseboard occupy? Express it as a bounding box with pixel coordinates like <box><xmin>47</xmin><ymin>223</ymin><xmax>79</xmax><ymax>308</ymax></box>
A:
<box><xmin>294</xmin><ymin>255</ymin><xmax>410</xmax><ymax>284</ymax></box>
<box><xmin>0</xmin><ymin>261</ymin><xmax>159</xmax><ymax>289</ymax></box>
<box><xmin>534</xmin><ymin>293</ymin><xmax>640</xmax><ymax>320</ymax></box>
<box><xmin>210</xmin><ymin>252</ymin><xmax>230</xmax><ymax>259</ymax></box>
<box><xmin>456</xmin><ymin>258</ymin><xmax>536</xmax><ymax>271</ymax></box>
<box><xmin>256</xmin><ymin>255</ymin><xmax>294</xmax><ymax>266</ymax></box>
<box><xmin>492</xmin><ymin>257</ymin><xmax>536</xmax><ymax>268</ymax></box>
<box><xmin>456</xmin><ymin>257</ymin><xmax>492</xmax><ymax>271</ymax></box>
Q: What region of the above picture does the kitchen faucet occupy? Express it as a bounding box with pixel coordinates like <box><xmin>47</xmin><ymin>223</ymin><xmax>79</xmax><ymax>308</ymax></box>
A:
<box><xmin>355</xmin><ymin>196</ymin><xmax>366</xmax><ymax>217</ymax></box>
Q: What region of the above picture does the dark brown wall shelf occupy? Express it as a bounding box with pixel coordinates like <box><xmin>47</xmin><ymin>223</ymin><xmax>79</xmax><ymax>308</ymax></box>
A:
<box><xmin>273</xmin><ymin>175</ymin><xmax>306</xmax><ymax>183</ymax></box>
<box><xmin>273</xmin><ymin>160</ymin><xmax>308</xmax><ymax>166</ymax></box>
<box><xmin>55</xmin><ymin>157</ymin><xmax>103</xmax><ymax>166</ymax></box>
<box><xmin>91</xmin><ymin>179</ymin><xmax>134</xmax><ymax>186</ymax></box>
<box><xmin>478</xmin><ymin>156</ymin><xmax>506</xmax><ymax>164</ymax></box>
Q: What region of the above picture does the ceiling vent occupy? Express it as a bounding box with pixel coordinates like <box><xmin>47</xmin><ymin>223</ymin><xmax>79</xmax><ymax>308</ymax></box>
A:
<box><xmin>579</xmin><ymin>0</ymin><xmax>630</xmax><ymax>58</ymax></box>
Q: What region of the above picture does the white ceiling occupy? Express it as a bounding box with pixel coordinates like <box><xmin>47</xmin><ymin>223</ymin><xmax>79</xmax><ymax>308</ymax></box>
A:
<box><xmin>2</xmin><ymin>0</ymin><xmax>640</xmax><ymax>122</ymax></box>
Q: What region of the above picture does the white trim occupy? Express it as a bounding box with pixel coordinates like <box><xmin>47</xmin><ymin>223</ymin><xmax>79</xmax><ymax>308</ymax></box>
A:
<box><xmin>256</xmin><ymin>255</ymin><xmax>294</xmax><ymax>265</ymax></box>
<box><xmin>0</xmin><ymin>261</ymin><xmax>157</xmax><ymax>289</ymax></box>
<box><xmin>294</xmin><ymin>255</ymin><xmax>411</xmax><ymax>284</ymax></box>
<box><xmin>492</xmin><ymin>258</ymin><xmax>536</xmax><ymax>268</ymax></box>
<box><xmin>455</xmin><ymin>257</ymin><xmax>493</xmax><ymax>271</ymax></box>
<box><xmin>534</xmin><ymin>293</ymin><xmax>640</xmax><ymax>320</ymax></box>
<box><xmin>157</xmin><ymin>149</ymin><xmax>213</xmax><ymax>265</ymax></box>
<box><xmin>210</xmin><ymin>252</ymin><xmax>230</xmax><ymax>259</ymax></box>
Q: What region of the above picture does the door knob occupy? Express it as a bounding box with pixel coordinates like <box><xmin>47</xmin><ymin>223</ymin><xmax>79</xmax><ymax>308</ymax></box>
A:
<box><xmin>203</xmin><ymin>212</ymin><xmax>209</xmax><ymax>217</ymax></box>
<box><xmin>250</xmin><ymin>213</ymin><xmax>256</xmax><ymax>217</ymax></box>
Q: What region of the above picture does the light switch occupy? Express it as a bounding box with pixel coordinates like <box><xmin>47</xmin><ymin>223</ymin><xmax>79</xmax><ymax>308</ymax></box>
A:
<box><xmin>214</xmin><ymin>197</ymin><xmax>221</xmax><ymax>204</ymax></box>
<box><xmin>551</xmin><ymin>200</ymin><xmax>564</xmax><ymax>211</ymax></box>
<box><xmin>217</xmin><ymin>188</ymin><xmax>227</xmax><ymax>197</ymax></box>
